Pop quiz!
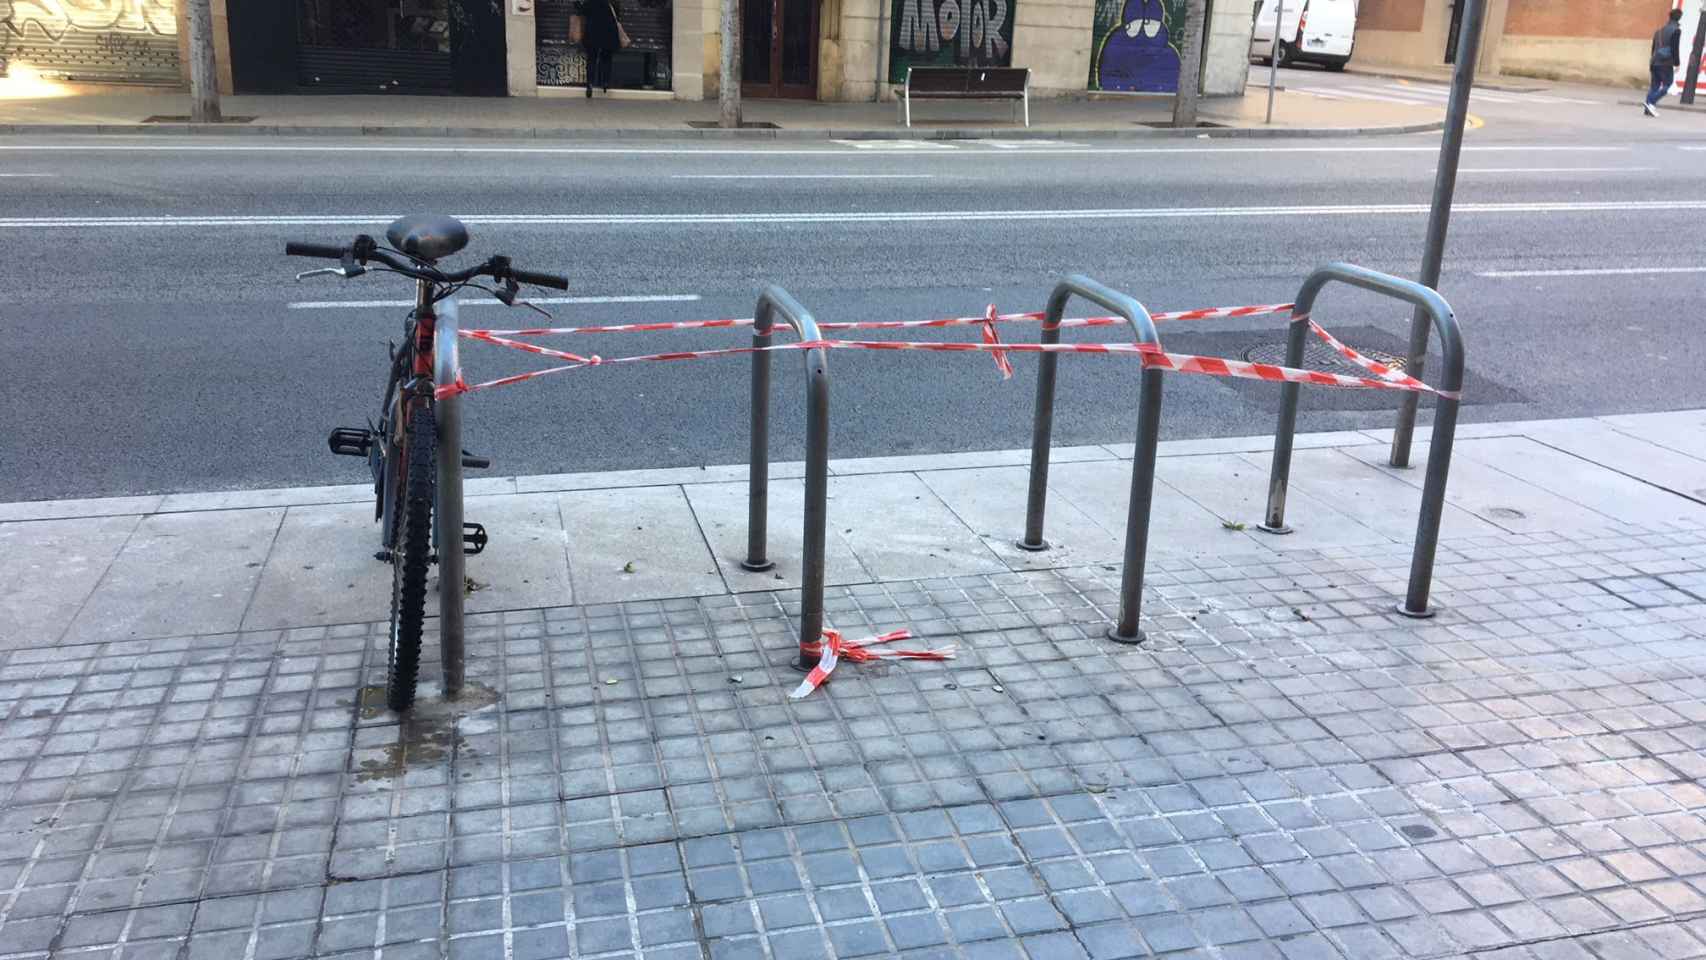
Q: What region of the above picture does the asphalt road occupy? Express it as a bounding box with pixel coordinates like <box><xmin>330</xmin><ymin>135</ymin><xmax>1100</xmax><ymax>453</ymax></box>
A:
<box><xmin>3</xmin><ymin>97</ymin><xmax>1705</xmax><ymax>501</ymax></box>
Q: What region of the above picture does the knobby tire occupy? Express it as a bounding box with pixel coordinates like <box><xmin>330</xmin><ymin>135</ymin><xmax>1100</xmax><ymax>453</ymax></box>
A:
<box><xmin>387</xmin><ymin>404</ymin><xmax>436</xmax><ymax>712</ymax></box>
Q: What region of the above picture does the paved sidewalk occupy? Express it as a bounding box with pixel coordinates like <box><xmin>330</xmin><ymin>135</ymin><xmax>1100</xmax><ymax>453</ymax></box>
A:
<box><xmin>0</xmin><ymin>80</ymin><xmax>1444</xmax><ymax>139</ymax></box>
<box><xmin>4</xmin><ymin>411</ymin><xmax>1706</xmax><ymax>959</ymax></box>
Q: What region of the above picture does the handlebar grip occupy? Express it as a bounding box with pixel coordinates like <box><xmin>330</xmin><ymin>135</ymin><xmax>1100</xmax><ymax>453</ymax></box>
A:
<box><xmin>286</xmin><ymin>242</ymin><xmax>348</xmax><ymax>259</ymax></box>
<box><xmin>513</xmin><ymin>269</ymin><xmax>569</xmax><ymax>291</ymax></box>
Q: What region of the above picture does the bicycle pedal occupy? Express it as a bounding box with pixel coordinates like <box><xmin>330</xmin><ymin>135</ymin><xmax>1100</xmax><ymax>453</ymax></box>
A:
<box><xmin>329</xmin><ymin>427</ymin><xmax>373</xmax><ymax>458</ymax></box>
<box><xmin>460</xmin><ymin>449</ymin><xmax>491</xmax><ymax>469</ymax></box>
<box><xmin>463</xmin><ymin>522</ymin><xmax>488</xmax><ymax>555</ymax></box>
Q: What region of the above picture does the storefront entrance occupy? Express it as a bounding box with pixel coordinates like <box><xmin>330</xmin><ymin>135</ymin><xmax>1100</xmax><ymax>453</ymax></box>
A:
<box><xmin>742</xmin><ymin>0</ymin><xmax>818</xmax><ymax>98</ymax></box>
<box><xmin>226</xmin><ymin>0</ymin><xmax>504</xmax><ymax>95</ymax></box>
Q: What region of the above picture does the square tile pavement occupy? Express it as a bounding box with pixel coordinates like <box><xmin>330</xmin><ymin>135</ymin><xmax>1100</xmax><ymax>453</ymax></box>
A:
<box><xmin>1</xmin><ymin>525</ymin><xmax>1705</xmax><ymax>956</ymax></box>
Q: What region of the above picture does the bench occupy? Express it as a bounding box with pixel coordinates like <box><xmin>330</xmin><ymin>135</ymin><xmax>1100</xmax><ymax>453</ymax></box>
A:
<box><xmin>902</xmin><ymin>66</ymin><xmax>1030</xmax><ymax>127</ymax></box>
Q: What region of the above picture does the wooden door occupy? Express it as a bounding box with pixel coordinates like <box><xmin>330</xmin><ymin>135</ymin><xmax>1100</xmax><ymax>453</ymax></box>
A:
<box><xmin>741</xmin><ymin>0</ymin><xmax>819</xmax><ymax>98</ymax></box>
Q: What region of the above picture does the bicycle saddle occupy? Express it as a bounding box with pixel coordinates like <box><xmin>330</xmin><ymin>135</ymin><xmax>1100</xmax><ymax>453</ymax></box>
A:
<box><xmin>386</xmin><ymin>214</ymin><xmax>469</xmax><ymax>262</ymax></box>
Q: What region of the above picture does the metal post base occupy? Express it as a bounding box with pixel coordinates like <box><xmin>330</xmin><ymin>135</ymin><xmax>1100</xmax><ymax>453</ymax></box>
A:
<box><xmin>1255</xmin><ymin>523</ymin><xmax>1293</xmax><ymax>535</ymax></box>
<box><xmin>1395</xmin><ymin>601</ymin><xmax>1436</xmax><ymax>619</ymax></box>
<box><xmin>741</xmin><ymin>558</ymin><xmax>776</xmax><ymax>572</ymax></box>
<box><xmin>790</xmin><ymin>655</ymin><xmax>818</xmax><ymax>673</ymax></box>
<box><xmin>1014</xmin><ymin>538</ymin><xmax>1049</xmax><ymax>552</ymax></box>
<box><xmin>1105</xmin><ymin>626</ymin><xmax>1145</xmax><ymax>645</ymax></box>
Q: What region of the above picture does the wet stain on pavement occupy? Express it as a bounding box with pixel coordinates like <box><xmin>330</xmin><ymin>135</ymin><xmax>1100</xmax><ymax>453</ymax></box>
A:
<box><xmin>354</xmin><ymin>681</ymin><xmax>499</xmax><ymax>783</ymax></box>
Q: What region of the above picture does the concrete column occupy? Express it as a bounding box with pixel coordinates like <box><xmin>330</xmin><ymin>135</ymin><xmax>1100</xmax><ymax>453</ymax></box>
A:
<box><xmin>1477</xmin><ymin>0</ymin><xmax>1509</xmax><ymax>75</ymax></box>
<box><xmin>1203</xmin><ymin>0</ymin><xmax>1258</xmax><ymax>96</ymax></box>
<box><xmin>507</xmin><ymin>0</ymin><xmax>539</xmax><ymax>95</ymax></box>
<box><xmin>1011</xmin><ymin>0</ymin><xmax>1097</xmax><ymax>96</ymax></box>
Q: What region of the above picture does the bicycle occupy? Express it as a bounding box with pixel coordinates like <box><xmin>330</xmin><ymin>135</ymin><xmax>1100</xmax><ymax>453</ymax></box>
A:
<box><xmin>287</xmin><ymin>214</ymin><xmax>567</xmax><ymax>712</ymax></box>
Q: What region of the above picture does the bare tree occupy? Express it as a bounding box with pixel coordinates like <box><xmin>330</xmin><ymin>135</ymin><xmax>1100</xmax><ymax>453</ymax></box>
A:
<box><xmin>719</xmin><ymin>0</ymin><xmax>741</xmax><ymax>127</ymax></box>
<box><xmin>1171</xmin><ymin>0</ymin><xmax>1206</xmax><ymax>127</ymax></box>
<box><xmin>186</xmin><ymin>0</ymin><xmax>221</xmax><ymax>123</ymax></box>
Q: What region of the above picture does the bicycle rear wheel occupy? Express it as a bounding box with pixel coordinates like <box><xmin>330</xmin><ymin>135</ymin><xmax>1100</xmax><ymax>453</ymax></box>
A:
<box><xmin>386</xmin><ymin>403</ymin><xmax>436</xmax><ymax>711</ymax></box>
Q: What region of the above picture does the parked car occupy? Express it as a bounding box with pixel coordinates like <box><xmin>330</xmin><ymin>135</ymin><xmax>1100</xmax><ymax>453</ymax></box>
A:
<box><xmin>1251</xmin><ymin>0</ymin><xmax>1358</xmax><ymax>71</ymax></box>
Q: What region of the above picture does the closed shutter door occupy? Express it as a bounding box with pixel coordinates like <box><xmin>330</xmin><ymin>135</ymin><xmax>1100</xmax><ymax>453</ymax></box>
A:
<box><xmin>1</xmin><ymin>25</ymin><xmax>182</xmax><ymax>85</ymax></box>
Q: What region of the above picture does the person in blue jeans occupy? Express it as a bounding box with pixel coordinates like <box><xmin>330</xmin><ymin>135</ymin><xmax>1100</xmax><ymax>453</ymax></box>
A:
<box><xmin>1646</xmin><ymin>8</ymin><xmax>1684</xmax><ymax>117</ymax></box>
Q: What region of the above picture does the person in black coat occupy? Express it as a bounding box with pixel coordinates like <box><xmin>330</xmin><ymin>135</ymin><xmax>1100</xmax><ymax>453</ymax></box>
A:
<box><xmin>582</xmin><ymin>0</ymin><xmax>623</xmax><ymax>97</ymax></box>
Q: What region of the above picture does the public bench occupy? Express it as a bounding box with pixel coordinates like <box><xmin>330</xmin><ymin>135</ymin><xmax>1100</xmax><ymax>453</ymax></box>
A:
<box><xmin>901</xmin><ymin>66</ymin><xmax>1030</xmax><ymax>127</ymax></box>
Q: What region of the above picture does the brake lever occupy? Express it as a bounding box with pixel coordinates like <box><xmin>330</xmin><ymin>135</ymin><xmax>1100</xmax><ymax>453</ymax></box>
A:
<box><xmin>295</xmin><ymin>267</ymin><xmax>351</xmax><ymax>281</ymax></box>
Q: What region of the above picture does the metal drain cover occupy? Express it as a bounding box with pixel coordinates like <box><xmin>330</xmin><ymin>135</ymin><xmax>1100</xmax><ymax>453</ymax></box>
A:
<box><xmin>1243</xmin><ymin>339</ymin><xmax>1409</xmax><ymax>373</ymax></box>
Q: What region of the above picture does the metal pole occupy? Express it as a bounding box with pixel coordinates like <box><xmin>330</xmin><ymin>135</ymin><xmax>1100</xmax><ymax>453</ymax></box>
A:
<box><xmin>1259</xmin><ymin>306</ymin><xmax>1309</xmax><ymax>534</ymax></box>
<box><xmin>1017</xmin><ymin>289</ymin><xmax>1065</xmax><ymax>552</ymax></box>
<box><xmin>1110</xmin><ymin>365</ymin><xmax>1163</xmax><ymax>643</ymax></box>
<box><xmin>433</xmin><ymin>299</ymin><xmax>465</xmax><ymax>699</ymax></box>
<box><xmin>1389</xmin><ymin>0</ymin><xmax>1484</xmax><ymax>468</ymax></box>
<box><xmin>1265</xmin><ymin>0</ymin><xmax>1285</xmax><ymax>124</ymax></box>
<box><xmin>799</xmin><ymin>339</ymin><xmax>830</xmax><ymax>670</ymax></box>
<box><xmin>744</xmin><ymin>310</ymin><xmax>775</xmax><ymax>572</ymax></box>
<box><xmin>1684</xmin><ymin>8</ymin><xmax>1706</xmax><ymax>105</ymax></box>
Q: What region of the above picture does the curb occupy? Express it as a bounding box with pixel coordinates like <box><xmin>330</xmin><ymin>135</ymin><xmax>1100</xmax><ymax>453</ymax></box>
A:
<box><xmin>0</xmin><ymin>119</ymin><xmax>1447</xmax><ymax>141</ymax></box>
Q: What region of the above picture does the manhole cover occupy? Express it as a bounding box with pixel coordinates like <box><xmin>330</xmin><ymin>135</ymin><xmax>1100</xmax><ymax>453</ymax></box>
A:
<box><xmin>1243</xmin><ymin>339</ymin><xmax>1408</xmax><ymax>374</ymax></box>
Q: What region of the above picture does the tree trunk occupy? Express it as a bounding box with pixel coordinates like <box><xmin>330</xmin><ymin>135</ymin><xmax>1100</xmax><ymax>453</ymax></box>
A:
<box><xmin>1171</xmin><ymin>0</ymin><xmax>1207</xmax><ymax>128</ymax></box>
<box><xmin>186</xmin><ymin>0</ymin><xmax>221</xmax><ymax>123</ymax></box>
<box><xmin>719</xmin><ymin>0</ymin><xmax>741</xmax><ymax>128</ymax></box>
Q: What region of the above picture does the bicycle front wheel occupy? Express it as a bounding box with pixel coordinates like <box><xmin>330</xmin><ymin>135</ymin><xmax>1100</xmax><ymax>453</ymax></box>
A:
<box><xmin>386</xmin><ymin>403</ymin><xmax>436</xmax><ymax>712</ymax></box>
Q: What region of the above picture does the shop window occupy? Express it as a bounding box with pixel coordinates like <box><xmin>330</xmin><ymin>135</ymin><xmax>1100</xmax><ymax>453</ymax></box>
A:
<box><xmin>536</xmin><ymin>0</ymin><xmax>672</xmax><ymax>91</ymax></box>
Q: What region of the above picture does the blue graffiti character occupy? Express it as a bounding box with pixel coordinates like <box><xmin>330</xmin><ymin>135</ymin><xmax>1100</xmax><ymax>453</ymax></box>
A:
<box><xmin>1095</xmin><ymin>0</ymin><xmax>1181</xmax><ymax>93</ymax></box>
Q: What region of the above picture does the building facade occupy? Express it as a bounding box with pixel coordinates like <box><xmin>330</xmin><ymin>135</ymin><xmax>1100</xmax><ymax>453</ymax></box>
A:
<box><xmin>3</xmin><ymin>0</ymin><xmax>1256</xmax><ymax>102</ymax></box>
<box><xmin>1358</xmin><ymin>0</ymin><xmax>1697</xmax><ymax>88</ymax></box>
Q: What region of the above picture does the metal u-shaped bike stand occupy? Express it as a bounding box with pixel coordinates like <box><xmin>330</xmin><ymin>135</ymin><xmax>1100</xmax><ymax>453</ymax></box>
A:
<box><xmin>1260</xmin><ymin>262</ymin><xmax>1466</xmax><ymax>619</ymax></box>
<box><xmin>741</xmin><ymin>287</ymin><xmax>833</xmax><ymax>672</ymax></box>
<box><xmin>1018</xmin><ymin>276</ymin><xmax>1166</xmax><ymax>645</ymax></box>
<box><xmin>434</xmin><ymin>298</ymin><xmax>467</xmax><ymax>699</ymax></box>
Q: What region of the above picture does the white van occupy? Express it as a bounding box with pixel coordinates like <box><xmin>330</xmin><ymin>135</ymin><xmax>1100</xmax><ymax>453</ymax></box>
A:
<box><xmin>1251</xmin><ymin>0</ymin><xmax>1358</xmax><ymax>71</ymax></box>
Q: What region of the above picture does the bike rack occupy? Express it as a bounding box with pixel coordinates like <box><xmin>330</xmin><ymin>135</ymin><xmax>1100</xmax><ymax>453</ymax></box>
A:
<box><xmin>434</xmin><ymin>298</ymin><xmax>467</xmax><ymax>699</ymax></box>
<box><xmin>1018</xmin><ymin>275</ymin><xmax>1165</xmax><ymax>644</ymax></box>
<box><xmin>742</xmin><ymin>286</ymin><xmax>833</xmax><ymax>671</ymax></box>
<box><xmin>1260</xmin><ymin>262</ymin><xmax>1465</xmax><ymax>619</ymax></box>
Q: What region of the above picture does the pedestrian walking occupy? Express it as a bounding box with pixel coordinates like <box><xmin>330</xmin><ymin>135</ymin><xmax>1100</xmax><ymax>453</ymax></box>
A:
<box><xmin>581</xmin><ymin>0</ymin><xmax>629</xmax><ymax>98</ymax></box>
<box><xmin>1645</xmin><ymin>7</ymin><xmax>1683</xmax><ymax>116</ymax></box>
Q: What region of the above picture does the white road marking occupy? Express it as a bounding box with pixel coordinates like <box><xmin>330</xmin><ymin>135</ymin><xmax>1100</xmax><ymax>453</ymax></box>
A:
<box><xmin>1387</xmin><ymin>83</ymin><xmax>1520</xmax><ymax>103</ymax></box>
<box><xmin>1294</xmin><ymin>85</ymin><xmax>1437</xmax><ymax>106</ymax></box>
<box><xmin>0</xmin><ymin>143</ymin><xmax>1633</xmax><ymax>157</ymax></box>
<box><xmin>1478</xmin><ymin>266</ymin><xmax>1706</xmax><ymax>278</ymax></box>
<box><xmin>9</xmin><ymin>198</ymin><xmax>1702</xmax><ymax>230</ymax></box>
<box><xmin>669</xmin><ymin>173</ymin><xmax>934</xmax><ymax>179</ymax></box>
<box><xmin>0</xmin><ymin>173</ymin><xmax>53</xmax><ymax>177</ymax></box>
<box><xmin>980</xmin><ymin>140</ymin><xmax>1087</xmax><ymax>149</ymax></box>
<box><xmin>288</xmin><ymin>293</ymin><xmax>700</xmax><ymax>309</ymax></box>
<box><xmin>832</xmin><ymin>140</ymin><xmax>959</xmax><ymax>150</ymax></box>
<box><xmin>1455</xmin><ymin>166</ymin><xmax>1650</xmax><ymax>173</ymax></box>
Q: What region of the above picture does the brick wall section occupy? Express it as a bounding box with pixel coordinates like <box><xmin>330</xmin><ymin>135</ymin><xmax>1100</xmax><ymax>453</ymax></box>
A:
<box><xmin>1506</xmin><ymin>0</ymin><xmax>1673</xmax><ymax>40</ymax></box>
<box><xmin>1357</xmin><ymin>0</ymin><xmax>1425</xmax><ymax>32</ymax></box>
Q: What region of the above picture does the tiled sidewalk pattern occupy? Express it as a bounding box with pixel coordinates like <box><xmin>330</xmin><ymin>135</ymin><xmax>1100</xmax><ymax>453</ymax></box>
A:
<box><xmin>4</xmin><ymin>522</ymin><xmax>1706</xmax><ymax>959</ymax></box>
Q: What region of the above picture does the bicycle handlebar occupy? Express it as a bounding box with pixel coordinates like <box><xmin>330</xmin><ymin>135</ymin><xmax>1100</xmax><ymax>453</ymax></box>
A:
<box><xmin>285</xmin><ymin>235</ymin><xmax>570</xmax><ymax>290</ymax></box>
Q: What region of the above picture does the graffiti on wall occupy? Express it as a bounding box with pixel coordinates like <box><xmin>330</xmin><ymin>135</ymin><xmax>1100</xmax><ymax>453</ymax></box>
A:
<box><xmin>888</xmin><ymin>0</ymin><xmax>1013</xmax><ymax>84</ymax></box>
<box><xmin>0</xmin><ymin>0</ymin><xmax>177</xmax><ymax>41</ymax></box>
<box><xmin>1088</xmin><ymin>0</ymin><xmax>1185</xmax><ymax>93</ymax></box>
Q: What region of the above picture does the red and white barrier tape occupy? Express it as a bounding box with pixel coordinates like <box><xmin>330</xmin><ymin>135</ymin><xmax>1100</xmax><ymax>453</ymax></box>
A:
<box><xmin>438</xmin><ymin>333</ymin><xmax>1461</xmax><ymax>400</ymax></box>
<box><xmin>788</xmin><ymin>628</ymin><xmax>957</xmax><ymax>700</ymax></box>
<box><xmin>474</xmin><ymin>302</ymin><xmax>1296</xmax><ymax>338</ymax></box>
